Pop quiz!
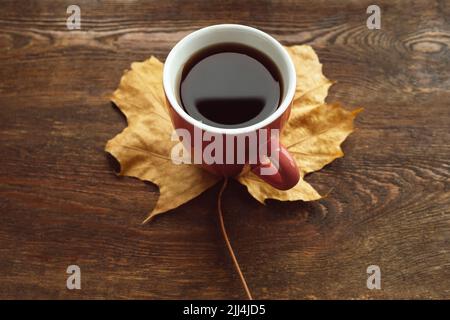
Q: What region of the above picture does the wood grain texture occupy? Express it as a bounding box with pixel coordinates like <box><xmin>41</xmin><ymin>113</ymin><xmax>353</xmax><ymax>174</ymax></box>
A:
<box><xmin>0</xmin><ymin>0</ymin><xmax>449</xmax><ymax>299</ymax></box>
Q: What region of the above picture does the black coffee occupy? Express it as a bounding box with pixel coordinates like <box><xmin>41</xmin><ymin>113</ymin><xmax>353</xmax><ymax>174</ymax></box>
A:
<box><xmin>180</xmin><ymin>43</ymin><xmax>282</xmax><ymax>128</ymax></box>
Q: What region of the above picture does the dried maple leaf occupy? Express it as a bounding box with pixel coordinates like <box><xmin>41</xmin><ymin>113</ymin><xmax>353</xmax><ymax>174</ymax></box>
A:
<box><xmin>106</xmin><ymin>57</ymin><xmax>220</xmax><ymax>222</ymax></box>
<box><xmin>106</xmin><ymin>46</ymin><xmax>361</xmax><ymax>221</ymax></box>
<box><xmin>237</xmin><ymin>46</ymin><xmax>362</xmax><ymax>203</ymax></box>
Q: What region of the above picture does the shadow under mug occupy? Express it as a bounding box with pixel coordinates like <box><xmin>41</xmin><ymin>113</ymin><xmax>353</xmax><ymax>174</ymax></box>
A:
<box><xmin>163</xmin><ymin>24</ymin><xmax>299</xmax><ymax>190</ymax></box>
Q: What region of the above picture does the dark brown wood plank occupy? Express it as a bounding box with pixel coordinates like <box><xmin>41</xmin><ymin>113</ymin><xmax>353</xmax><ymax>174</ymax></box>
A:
<box><xmin>0</xmin><ymin>0</ymin><xmax>449</xmax><ymax>299</ymax></box>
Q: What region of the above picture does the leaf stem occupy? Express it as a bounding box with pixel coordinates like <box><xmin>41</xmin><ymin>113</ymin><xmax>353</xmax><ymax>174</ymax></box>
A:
<box><xmin>217</xmin><ymin>177</ymin><xmax>253</xmax><ymax>300</ymax></box>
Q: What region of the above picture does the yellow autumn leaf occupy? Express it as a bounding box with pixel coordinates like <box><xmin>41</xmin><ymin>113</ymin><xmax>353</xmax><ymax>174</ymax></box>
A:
<box><xmin>105</xmin><ymin>57</ymin><xmax>220</xmax><ymax>222</ymax></box>
<box><xmin>237</xmin><ymin>46</ymin><xmax>361</xmax><ymax>203</ymax></box>
<box><xmin>106</xmin><ymin>45</ymin><xmax>361</xmax><ymax>220</ymax></box>
<box><xmin>237</xmin><ymin>169</ymin><xmax>322</xmax><ymax>204</ymax></box>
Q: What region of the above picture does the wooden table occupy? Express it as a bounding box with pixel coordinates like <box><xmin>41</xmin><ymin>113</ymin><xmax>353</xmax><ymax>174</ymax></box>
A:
<box><xmin>0</xmin><ymin>0</ymin><xmax>449</xmax><ymax>299</ymax></box>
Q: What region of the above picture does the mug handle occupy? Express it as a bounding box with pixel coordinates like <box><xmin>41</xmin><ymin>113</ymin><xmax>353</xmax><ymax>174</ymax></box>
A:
<box><xmin>251</xmin><ymin>142</ymin><xmax>300</xmax><ymax>190</ymax></box>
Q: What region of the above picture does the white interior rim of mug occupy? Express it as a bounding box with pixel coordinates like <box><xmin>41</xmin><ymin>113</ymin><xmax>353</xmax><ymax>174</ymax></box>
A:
<box><xmin>163</xmin><ymin>24</ymin><xmax>297</xmax><ymax>134</ymax></box>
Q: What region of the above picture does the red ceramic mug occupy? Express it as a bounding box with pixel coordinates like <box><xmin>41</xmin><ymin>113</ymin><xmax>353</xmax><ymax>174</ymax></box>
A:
<box><xmin>163</xmin><ymin>24</ymin><xmax>299</xmax><ymax>190</ymax></box>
